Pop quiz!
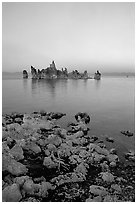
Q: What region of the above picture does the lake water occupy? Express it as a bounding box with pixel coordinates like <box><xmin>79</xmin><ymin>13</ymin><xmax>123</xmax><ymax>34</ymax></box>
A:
<box><xmin>2</xmin><ymin>75</ymin><xmax>135</xmax><ymax>154</ymax></box>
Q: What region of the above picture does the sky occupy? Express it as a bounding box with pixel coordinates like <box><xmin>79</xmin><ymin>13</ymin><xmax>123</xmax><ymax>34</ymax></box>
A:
<box><xmin>2</xmin><ymin>2</ymin><xmax>135</xmax><ymax>73</ymax></box>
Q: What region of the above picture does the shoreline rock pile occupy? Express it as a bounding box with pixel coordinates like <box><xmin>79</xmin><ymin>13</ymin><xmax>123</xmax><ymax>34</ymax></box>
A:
<box><xmin>2</xmin><ymin>111</ymin><xmax>134</xmax><ymax>202</ymax></box>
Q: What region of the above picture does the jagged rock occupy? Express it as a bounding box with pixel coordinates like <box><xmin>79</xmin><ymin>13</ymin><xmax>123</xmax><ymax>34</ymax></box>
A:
<box><xmin>121</xmin><ymin>130</ymin><xmax>133</xmax><ymax>137</ymax></box>
<box><xmin>125</xmin><ymin>150</ymin><xmax>135</xmax><ymax>161</ymax></box>
<box><xmin>7</xmin><ymin>123</ymin><xmax>21</xmax><ymax>131</ymax></box>
<box><xmin>14</xmin><ymin>176</ymin><xmax>30</xmax><ymax>186</ymax></box>
<box><xmin>74</xmin><ymin>163</ymin><xmax>88</xmax><ymax>175</ymax></box>
<box><xmin>3</xmin><ymin>155</ymin><xmax>28</xmax><ymax>176</ymax></box>
<box><xmin>14</xmin><ymin>117</ymin><xmax>23</xmax><ymax>124</ymax></box>
<box><xmin>94</xmin><ymin>70</ymin><xmax>101</xmax><ymax>80</ymax></box>
<box><xmin>100</xmin><ymin>172</ymin><xmax>115</xmax><ymax>183</ymax></box>
<box><xmin>109</xmin><ymin>148</ymin><xmax>117</xmax><ymax>154</ymax></box>
<box><xmin>38</xmin><ymin>181</ymin><xmax>55</xmax><ymax>198</ymax></box>
<box><xmin>43</xmin><ymin>156</ymin><xmax>58</xmax><ymax>169</ymax></box>
<box><xmin>2</xmin><ymin>183</ymin><xmax>22</xmax><ymax>202</ymax></box>
<box><xmin>31</xmin><ymin>66</ymin><xmax>37</xmax><ymax>79</ymax></box>
<box><xmin>92</xmin><ymin>152</ymin><xmax>105</xmax><ymax>163</ymax></box>
<box><xmin>75</xmin><ymin>112</ymin><xmax>90</xmax><ymax>124</ymax></box>
<box><xmin>49</xmin><ymin>112</ymin><xmax>66</xmax><ymax>120</ymax></box>
<box><xmin>100</xmin><ymin>161</ymin><xmax>110</xmax><ymax>172</ymax></box>
<box><xmin>110</xmin><ymin>161</ymin><xmax>117</xmax><ymax>167</ymax></box>
<box><xmin>103</xmin><ymin>195</ymin><xmax>120</xmax><ymax>202</ymax></box>
<box><xmin>46</xmin><ymin>135</ymin><xmax>62</xmax><ymax>147</ymax></box>
<box><xmin>89</xmin><ymin>143</ymin><xmax>109</xmax><ymax>156</ymax></box>
<box><xmin>116</xmin><ymin>177</ymin><xmax>127</xmax><ymax>183</ymax></box>
<box><xmin>23</xmin><ymin>141</ymin><xmax>41</xmax><ymax>154</ymax></box>
<box><xmin>10</xmin><ymin>144</ymin><xmax>24</xmax><ymax>161</ymax></box>
<box><xmin>23</xmin><ymin>114</ymin><xmax>54</xmax><ymax>130</ymax></box>
<box><xmin>111</xmin><ymin>184</ymin><xmax>122</xmax><ymax>194</ymax></box>
<box><xmin>23</xmin><ymin>70</ymin><xmax>28</xmax><ymax>78</ymax></box>
<box><xmin>89</xmin><ymin>185</ymin><xmax>108</xmax><ymax>196</ymax></box>
<box><xmin>106</xmin><ymin>154</ymin><xmax>119</xmax><ymax>163</ymax></box>
<box><xmin>106</xmin><ymin>136</ymin><xmax>114</xmax><ymax>143</ymax></box>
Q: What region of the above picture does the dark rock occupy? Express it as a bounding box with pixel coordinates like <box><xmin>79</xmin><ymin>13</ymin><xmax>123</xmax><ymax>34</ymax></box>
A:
<box><xmin>23</xmin><ymin>70</ymin><xmax>28</xmax><ymax>78</ymax></box>
<box><xmin>106</xmin><ymin>136</ymin><xmax>114</xmax><ymax>143</ymax></box>
<box><xmin>94</xmin><ymin>70</ymin><xmax>101</xmax><ymax>80</ymax></box>
<box><xmin>121</xmin><ymin>130</ymin><xmax>133</xmax><ymax>137</ymax></box>
<box><xmin>75</xmin><ymin>112</ymin><xmax>90</xmax><ymax>124</ymax></box>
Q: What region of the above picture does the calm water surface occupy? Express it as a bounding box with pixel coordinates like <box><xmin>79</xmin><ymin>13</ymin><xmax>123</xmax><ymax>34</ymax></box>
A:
<box><xmin>2</xmin><ymin>76</ymin><xmax>135</xmax><ymax>153</ymax></box>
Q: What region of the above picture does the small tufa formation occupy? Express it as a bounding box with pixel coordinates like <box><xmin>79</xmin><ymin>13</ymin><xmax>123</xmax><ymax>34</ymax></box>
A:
<box><xmin>31</xmin><ymin>66</ymin><xmax>38</xmax><ymax>79</ymax></box>
<box><xmin>23</xmin><ymin>70</ymin><xmax>28</xmax><ymax>79</ymax></box>
<box><xmin>94</xmin><ymin>70</ymin><xmax>101</xmax><ymax>80</ymax></box>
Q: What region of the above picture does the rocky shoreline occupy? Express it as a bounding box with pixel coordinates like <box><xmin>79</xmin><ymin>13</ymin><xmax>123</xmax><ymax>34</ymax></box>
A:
<box><xmin>2</xmin><ymin>111</ymin><xmax>134</xmax><ymax>202</ymax></box>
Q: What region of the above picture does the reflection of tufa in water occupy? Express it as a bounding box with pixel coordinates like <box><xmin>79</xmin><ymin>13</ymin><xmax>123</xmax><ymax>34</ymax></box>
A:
<box><xmin>94</xmin><ymin>70</ymin><xmax>101</xmax><ymax>80</ymax></box>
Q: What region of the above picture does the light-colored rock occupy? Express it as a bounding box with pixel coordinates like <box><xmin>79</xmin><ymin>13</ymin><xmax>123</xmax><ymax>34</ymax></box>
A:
<box><xmin>89</xmin><ymin>185</ymin><xmax>108</xmax><ymax>196</ymax></box>
<box><xmin>43</xmin><ymin>156</ymin><xmax>58</xmax><ymax>169</ymax></box>
<box><xmin>110</xmin><ymin>161</ymin><xmax>117</xmax><ymax>167</ymax></box>
<box><xmin>14</xmin><ymin>176</ymin><xmax>30</xmax><ymax>186</ymax></box>
<box><xmin>86</xmin><ymin>196</ymin><xmax>102</xmax><ymax>202</ymax></box>
<box><xmin>3</xmin><ymin>155</ymin><xmax>28</xmax><ymax>176</ymax></box>
<box><xmin>111</xmin><ymin>184</ymin><xmax>122</xmax><ymax>194</ymax></box>
<box><xmin>2</xmin><ymin>183</ymin><xmax>22</xmax><ymax>202</ymax></box>
<box><xmin>106</xmin><ymin>154</ymin><xmax>119</xmax><ymax>163</ymax></box>
<box><xmin>100</xmin><ymin>172</ymin><xmax>115</xmax><ymax>183</ymax></box>
<box><xmin>10</xmin><ymin>144</ymin><xmax>24</xmax><ymax>161</ymax></box>
<box><xmin>23</xmin><ymin>179</ymin><xmax>35</xmax><ymax>195</ymax></box>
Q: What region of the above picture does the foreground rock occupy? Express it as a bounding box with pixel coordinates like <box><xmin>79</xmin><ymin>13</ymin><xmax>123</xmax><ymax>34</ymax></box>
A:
<box><xmin>2</xmin><ymin>111</ymin><xmax>135</xmax><ymax>202</ymax></box>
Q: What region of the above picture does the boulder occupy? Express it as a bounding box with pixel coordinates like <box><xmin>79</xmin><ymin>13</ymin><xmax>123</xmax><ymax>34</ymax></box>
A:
<box><xmin>23</xmin><ymin>141</ymin><xmax>41</xmax><ymax>154</ymax></box>
<box><xmin>106</xmin><ymin>136</ymin><xmax>114</xmax><ymax>143</ymax></box>
<box><xmin>23</xmin><ymin>179</ymin><xmax>35</xmax><ymax>195</ymax></box>
<box><xmin>2</xmin><ymin>183</ymin><xmax>22</xmax><ymax>202</ymax></box>
<box><xmin>125</xmin><ymin>150</ymin><xmax>135</xmax><ymax>161</ymax></box>
<box><xmin>89</xmin><ymin>185</ymin><xmax>108</xmax><ymax>196</ymax></box>
<box><xmin>109</xmin><ymin>148</ymin><xmax>117</xmax><ymax>154</ymax></box>
<box><xmin>38</xmin><ymin>181</ymin><xmax>55</xmax><ymax>198</ymax></box>
<box><xmin>14</xmin><ymin>176</ymin><xmax>30</xmax><ymax>186</ymax></box>
<box><xmin>111</xmin><ymin>184</ymin><xmax>122</xmax><ymax>194</ymax></box>
<box><xmin>43</xmin><ymin>156</ymin><xmax>58</xmax><ymax>169</ymax></box>
<box><xmin>75</xmin><ymin>112</ymin><xmax>90</xmax><ymax>124</ymax></box>
<box><xmin>3</xmin><ymin>155</ymin><xmax>28</xmax><ymax>176</ymax></box>
<box><xmin>100</xmin><ymin>172</ymin><xmax>115</xmax><ymax>183</ymax></box>
<box><xmin>10</xmin><ymin>144</ymin><xmax>24</xmax><ymax>161</ymax></box>
<box><xmin>106</xmin><ymin>154</ymin><xmax>119</xmax><ymax>163</ymax></box>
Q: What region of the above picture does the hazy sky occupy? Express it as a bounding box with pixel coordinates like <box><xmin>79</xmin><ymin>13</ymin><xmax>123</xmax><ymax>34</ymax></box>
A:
<box><xmin>2</xmin><ymin>2</ymin><xmax>135</xmax><ymax>73</ymax></box>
